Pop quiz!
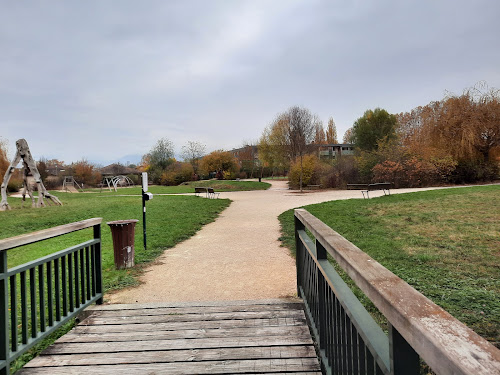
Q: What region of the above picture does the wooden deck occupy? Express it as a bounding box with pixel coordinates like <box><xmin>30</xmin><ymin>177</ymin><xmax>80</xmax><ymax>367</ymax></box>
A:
<box><xmin>19</xmin><ymin>299</ymin><xmax>321</xmax><ymax>374</ymax></box>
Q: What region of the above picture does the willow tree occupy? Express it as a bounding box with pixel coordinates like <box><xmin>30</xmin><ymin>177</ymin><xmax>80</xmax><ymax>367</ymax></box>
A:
<box><xmin>398</xmin><ymin>83</ymin><xmax>500</xmax><ymax>163</ymax></box>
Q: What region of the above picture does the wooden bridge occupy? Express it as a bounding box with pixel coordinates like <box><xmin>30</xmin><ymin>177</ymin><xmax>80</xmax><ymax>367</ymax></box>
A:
<box><xmin>1</xmin><ymin>215</ymin><xmax>499</xmax><ymax>374</ymax></box>
<box><xmin>19</xmin><ymin>300</ymin><xmax>320</xmax><ymax>374</ymax></box>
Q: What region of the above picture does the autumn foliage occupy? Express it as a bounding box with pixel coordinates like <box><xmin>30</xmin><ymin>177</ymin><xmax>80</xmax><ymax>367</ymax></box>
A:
<box><xmin>70</xmin><ymin>160</ymin><xmax>102</xmax><ymax>186</ymax></box>
<box><xmin>199</xmin><ymin>150</ymin><xmax>239</xmax><ymax>180</ymax></box>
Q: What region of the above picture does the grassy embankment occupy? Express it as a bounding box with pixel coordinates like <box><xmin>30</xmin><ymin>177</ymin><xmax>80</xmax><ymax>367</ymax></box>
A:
<box><xmin>279</xmin><ymin>185</ymin><xmax>500</xmax><ymax>346</ymax></box>
<box><xmin>1</xmin><ymin>182</ymin><xmax>270</xmax><ymax>372</ymax></box>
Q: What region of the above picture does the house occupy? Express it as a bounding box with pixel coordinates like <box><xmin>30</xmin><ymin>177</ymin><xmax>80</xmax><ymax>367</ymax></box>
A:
<box><xmin>316</xmin><ymin>144</ymin><xmax>355</xmax><ymax>159</ymax></box>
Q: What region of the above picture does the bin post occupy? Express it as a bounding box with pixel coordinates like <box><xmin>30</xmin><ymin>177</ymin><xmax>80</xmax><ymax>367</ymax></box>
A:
<box><xmin>107</xmin><ymin>220</ymin><xmax>139</xmax><ymax>270</ymax></box>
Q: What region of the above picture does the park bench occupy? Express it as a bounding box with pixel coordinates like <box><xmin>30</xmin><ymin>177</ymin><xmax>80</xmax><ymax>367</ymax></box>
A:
<box><xmin>347</xmin><ymin>182</ymin><xmax>391</xmax><ymax>199</ymax></box>
<box><xmin>307</xmin><ymin>184</ymin><xmax>322</xmax><ymax>190</ymax></box>
<box><xmin>194</xmin><ymin>187</ymin><xmax>208</xmax><ymax>198</ymax></box>
<box><xmin>194</xmin><ymin>187</ymin><xmax>220</xmax><ymax>199</ymax></box>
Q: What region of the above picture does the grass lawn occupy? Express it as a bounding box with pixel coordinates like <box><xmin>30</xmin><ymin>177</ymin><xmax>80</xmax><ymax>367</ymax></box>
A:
<box><xmin>278</xmin><ymin>185</ymin><xmax>500</xmax><ymax>347</ymax></box>
<box><xmin>86</xmin><ymin>180</ymin><xmax>271</xmax><ymax>194</ymax></box>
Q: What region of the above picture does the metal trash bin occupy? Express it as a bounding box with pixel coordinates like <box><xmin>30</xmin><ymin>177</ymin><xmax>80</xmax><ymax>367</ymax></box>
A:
<box><xmin>107</xmin><ymin>219</ymin><xmax>139</xmax><ymax>269</ymax></box>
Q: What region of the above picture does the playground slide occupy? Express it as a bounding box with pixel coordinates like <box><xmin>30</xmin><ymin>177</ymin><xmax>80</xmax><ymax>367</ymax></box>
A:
<box><xmin>65</xmin><ymin>185</ymin><xmax>79</xmax><ymax>193</ymax></box>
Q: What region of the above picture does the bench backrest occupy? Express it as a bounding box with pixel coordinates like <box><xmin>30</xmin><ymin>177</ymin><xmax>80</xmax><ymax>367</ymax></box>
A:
<box><xmin>369</xmin><ymin>182</ymin><xmax>391</xmax><ymax>190</ymax></box>
<box><xmin>195</xmin><ymin>187</ymin><xmax>207</xmax><ymax>193</ymax></box>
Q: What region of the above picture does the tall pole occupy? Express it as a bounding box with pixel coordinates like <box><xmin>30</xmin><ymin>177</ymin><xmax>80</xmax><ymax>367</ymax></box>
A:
<box><xmin>142</xmin><ymin>173</ymin><xmax>147</xmax><ymax>250</ymax></box>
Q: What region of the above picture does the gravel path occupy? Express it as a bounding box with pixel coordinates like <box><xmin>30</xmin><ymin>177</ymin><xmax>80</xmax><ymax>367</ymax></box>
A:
<box><xmin>107</xmin><ymin>181</ymin><xmax>441</xmax><ymax>303</ymax></box>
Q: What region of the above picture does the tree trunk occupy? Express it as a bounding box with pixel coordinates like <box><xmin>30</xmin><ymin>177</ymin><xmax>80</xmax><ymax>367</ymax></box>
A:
<box><xmin>299</xmin><ymin>154</ymin><xmax>303</xmax><ymax>193</ymax></box>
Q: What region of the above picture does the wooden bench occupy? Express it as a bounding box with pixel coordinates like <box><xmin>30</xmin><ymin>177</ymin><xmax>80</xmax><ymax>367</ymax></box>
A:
<box><xmin>195</xmin><ymin>187</ymin><xmax>219</xmax><ymax>199</ymax></box>
<box><xmin>307</xmin><ymin>184</ymin><xmax>322</xmax><ymax>190</ymax></box>
<box><xmin>194</xmin><ymin>187</ymin><xmax>208</xmax><ymax>198</ymax></box>
<box><xmin>347</xmin><ymin>182</ymin><xmax>391</xmax><ymax>199</ymax></box>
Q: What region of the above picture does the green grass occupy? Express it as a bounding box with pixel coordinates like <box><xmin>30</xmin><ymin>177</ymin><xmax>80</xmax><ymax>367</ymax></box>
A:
<box><xmin>1</xmin><ymin>191</ymin><xmax>230</xmax><ymax>372</ymax></box>
<box><xmin>86</xmin><ymin>180</ymin><xmax>271</xmax><ymax>195</ymax></box>
<box><xmin>278</xmin><ymin>185</ymin><xmax>500</xmax><ymax>346</ymax></box>
<box><xmin>2</xmin><ymin>192</ymin><xmax>230</xmax><ymax>290</ymax></box>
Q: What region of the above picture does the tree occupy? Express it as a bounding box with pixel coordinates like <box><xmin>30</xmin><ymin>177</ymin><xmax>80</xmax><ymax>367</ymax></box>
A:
<box><xmin>71</xmin><ymin>159</ymin><xmax>101</xmax><ymax>186</ymax></box>
<box><xmin>146</xmin><ymin>138</ymin><xmax>175</xmax><ymax>183</ymax></box>
<box><xmin>258</xmin><ymin>106</ymin><xmax>316</xmax><ymax>190</ymax></box>
<box><xmin>287</xmin><ymin>106</ymin><xmax>316</xmax><ymax>191</ymax></box>
<box><xmin>236</xmin><ymin>143</ymin><xmax>258</xmax><ymax>178</ymax></box>
<box><xmin>181</xmin><ymin>141</ymin><xmax>206</xmax><ymax>174</ymax></box>
<box><xmin>258</xmin><ymin>118</ymin><xmax>291</xmax><ymax>175</ymax></box>
<box><xmin>36</xmin><ymin>158</ymin><xmax>49</xmax><ymax>183</ymax></box>
<box><xmin>149</xmin><ymin>138</ymin><xmax>175</xmax><ymax>170</ymax></box>
<box><xmin>397</xmin><ymin>82</ymin><xmax>500</xmax><ymax>183</ymax></box>
<box><xmin>199</xmin><ymin>150</ymin><xmax>238</xmax><ymax>179</ymax></box>
<box><xmin>351</xmin><ymin>108</ymin><xmax>397</xmax><ymax>151</ymax></box>
<box><xmin>314</xmin><ymin>121</ymin><xmax>326</xmax><ymax>144</ymax></box>
<box><xmin>343</xmin><ymin>127</ymin><xmax>354</xmax><ymax>143</ymax></box>
<box><xmin>326</xmin><ymin>117</ymin><xmax>338</xmax><ymax>144</ymax></box>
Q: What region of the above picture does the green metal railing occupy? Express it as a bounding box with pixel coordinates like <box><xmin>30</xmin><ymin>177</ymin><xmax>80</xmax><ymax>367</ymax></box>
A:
<box><xmin>294</xmin><ymin>209</ymin><xmax>500</xmax><ymax>375</ymax></box>
<box><xmin>0</xmin><ymin>218</ymin><xmax>103</xmax><ymax>375</ymax></box>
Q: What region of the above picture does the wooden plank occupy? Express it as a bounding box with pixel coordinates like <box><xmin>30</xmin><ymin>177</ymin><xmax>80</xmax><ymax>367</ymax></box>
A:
<box><xmin>87</xmin><ymin>302</ymin><xmax>304</xmax><ymax>317</ymax></box>
<box><xmin>58</xmin><ymin>325</ymin><xmax>311</xmax><ymax>343</ymax></box>
<box><xmin>75</xmin><ymin>316</ymin><xmax>306</xmax><ymax>333</ymax></box>
<box><xmin>295</xmin><ymin>208</ymin><xmax>500</xmax><ymax>375</ymax></box>
<box><xmin>88</xmin><ymin>298</ymin><xmax>303</xmax><ymax>310</ymax></box>
<box><xmin>26</xmin><ymin>345</ymin><xmax>317</xmax><ymax>366</ymax></box>
<box><xmin>0</xmin><ymin>218</ymin><xmax>102</xmax><ymax>251</ymax></box>
<box><xmin>42</xmin><ymin>335</ymin><xmax>314</xmax><ymax>355</ymax></box>
<box><xmin>82</xmin><ymin>309</ymin><xmax>305</xmax><ymax>325</ymax></box>
<box><xmin>19</xmin><ymin>358</ymin><xmax>321</xmax><ymax>374</ymax></box>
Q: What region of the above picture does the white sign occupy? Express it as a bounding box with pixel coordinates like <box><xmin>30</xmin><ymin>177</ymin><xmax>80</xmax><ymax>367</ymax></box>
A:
<box><xmin>142</xmin><ymin>172</ymin><xmax>148</xmax><ymax>192</ymax></box>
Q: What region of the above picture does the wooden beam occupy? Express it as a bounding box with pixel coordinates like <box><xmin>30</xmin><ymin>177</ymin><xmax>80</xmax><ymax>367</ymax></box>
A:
<box><xmin>0</xmin><ymin>218</ymin><xmax>102</xmax><ymax>251</ymax></box>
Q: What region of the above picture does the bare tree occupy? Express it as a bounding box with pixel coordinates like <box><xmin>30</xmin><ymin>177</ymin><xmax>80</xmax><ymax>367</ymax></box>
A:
<box><xmin>181</xmin><ymin>141</ymin><xmax>206</xmax><ymax>174</ymax></box>
<box><xmin>287</xmin><ymin>106</ymin><xmax>316</xmax><ymax>192</ymax></box>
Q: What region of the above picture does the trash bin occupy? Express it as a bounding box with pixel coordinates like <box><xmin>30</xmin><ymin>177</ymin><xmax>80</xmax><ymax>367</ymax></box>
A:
<box><xmin>107</xmin><ymin>219</ymin><xmax>139</xmax><ymax>269</ymax></box>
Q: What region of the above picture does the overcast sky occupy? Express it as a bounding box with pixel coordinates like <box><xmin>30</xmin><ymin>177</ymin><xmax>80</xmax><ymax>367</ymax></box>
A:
<box><xmin>1</xmin><ymin>1</ymin><xmax>499</xmax><ymax>165</ymax></box>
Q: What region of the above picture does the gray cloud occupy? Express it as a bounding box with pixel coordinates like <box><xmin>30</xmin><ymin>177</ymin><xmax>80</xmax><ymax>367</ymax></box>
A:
<box><xmin>1</xmin><ymin>0</ymin><xmax>499</xmax><ymax>164</ymax></box>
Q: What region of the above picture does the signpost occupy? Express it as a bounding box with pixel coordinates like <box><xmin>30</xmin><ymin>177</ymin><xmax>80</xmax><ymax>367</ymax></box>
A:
<box><xmin>141</xmin><ymin>172</ymin><xmax>153</xmax><ymax>250</ymax></box>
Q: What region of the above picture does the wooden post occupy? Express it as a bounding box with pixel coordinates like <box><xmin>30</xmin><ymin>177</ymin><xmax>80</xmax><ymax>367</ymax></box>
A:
<box><xmin>0</xmin><ymin>251</ymin><xmax>9</xmax><ymax>375</ymax></box>
<box><xmin>93</xmin><ymin>224</ymin><xmax>103</xmax><ymax>305</ymax></box>
<box><xmin>389</xmin><ymin>323</ymin><xmax>419</xmax><ymax>375</ymax></box>
<box><xmin>316</xmin><ymin>241</ymin><xmax>327</xmax><ymax>352</ymax></box>
<box><xmin>294</xmin><ymin>214</ymin><xmax>305</xmax><ymax>297</ymax></box>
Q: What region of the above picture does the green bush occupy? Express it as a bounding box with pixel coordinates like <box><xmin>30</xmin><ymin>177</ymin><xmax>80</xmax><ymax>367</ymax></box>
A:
<box><xmin>160</xmin><ymin>162</ymin><xmax>194</xmax><ymax>186</ymax></box>
<box><xmin>7</xmin><ymin>177</ymin><xmax>23</xmax><ymax>192</ymax></box>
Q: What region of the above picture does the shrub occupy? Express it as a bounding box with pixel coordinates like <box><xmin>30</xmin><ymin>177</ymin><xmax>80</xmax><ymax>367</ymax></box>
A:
<box><xmin>44</xmin><ymin>176</ymin><xmax>63</xmax><ymax>190</ymax></box>
<box><xmin>70</xmin><ymin>160</ymin><xmax>102</xmax><ymax>187</ymax></box>
<box><xmin>199</xmin><ymin>151</ymin><xmax>238</xmax><ymax>179</ymax></box>
<box><xmin>450</xmin><ymin>160</ymin><xmax>499</xmax><ymax>184</ymax></box>
<box><xmin>288</xmin><ymin>155</ymin><xmax>324</xmax><ymax>188</ymax></box>
<box><xmin>7</xmin><ymin>177</ymin><xmax>23</xmax><ymax>193</ymax></box>
<box><xmin>160</xmin><ymin>162</ymin><xmax>194</xmax><ymax>186</ymax></box>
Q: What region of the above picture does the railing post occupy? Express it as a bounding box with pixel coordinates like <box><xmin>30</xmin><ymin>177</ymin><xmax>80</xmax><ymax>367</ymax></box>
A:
<box><xmin>294</xmin><ymin>214</ymin><xmax>305</xmax><ymax>297</ymax></box>
<box><xmin>93</xmin><ymin>224</ymin><xmax>103</xmax><ymax>305</ymax></box>
<box><xmin>0</xmin><ymin>251</ymin><xmax>9</xmax><ymax>375</ymax></box>
<box><xmin>389</xmin><ymin>323</ymin><xmax>419</xmax><ymax>375</ymax></box>
<box><xmin>316</xmin><ymin>241</ymin><xmax>328</xmax><ymax>355</ymax></box>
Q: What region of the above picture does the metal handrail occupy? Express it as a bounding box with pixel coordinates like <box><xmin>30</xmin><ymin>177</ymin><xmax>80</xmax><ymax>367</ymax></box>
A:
<box><xmin>294</xmin><ymin>208</ymin><xmax>500</xmax><ymax>375</ymax></box>
<box><xmin>0</xmin><ymin>218</ymin><xmax>103</xmax><ymax>375</ymax></box>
